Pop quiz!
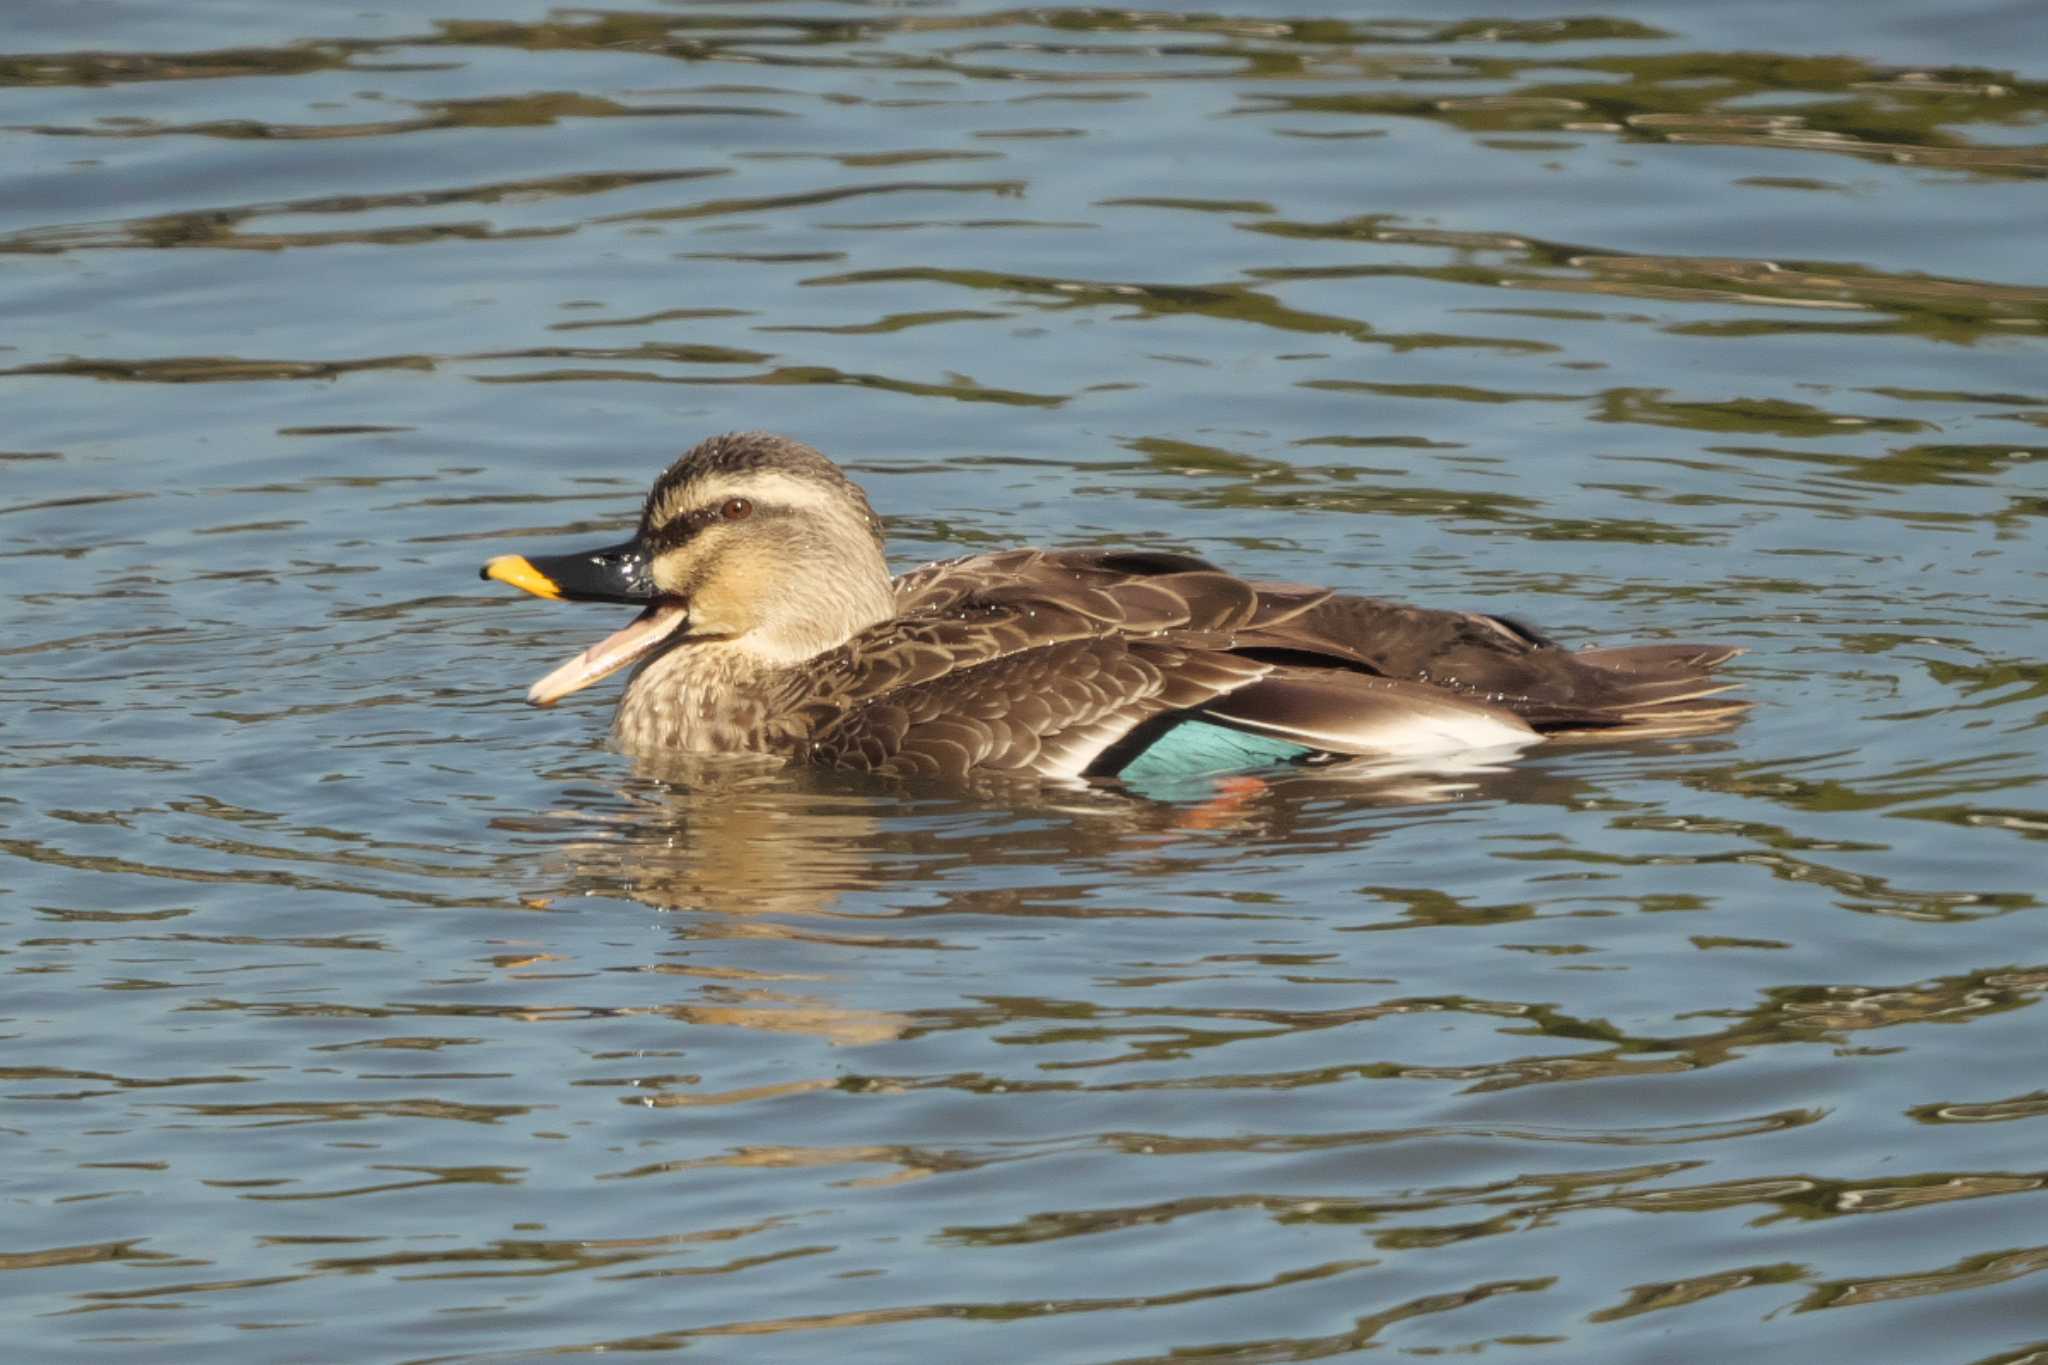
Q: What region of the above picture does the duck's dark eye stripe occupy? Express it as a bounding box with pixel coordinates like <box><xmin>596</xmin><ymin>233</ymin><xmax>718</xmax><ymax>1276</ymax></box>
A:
<box><xmin>647</xmin><ymin>498</ymin><xmax>768</xmax><ymax>547</ymax></box>
<box><xmin>648</xmin><ymin>520</ymin><xmax>698</xmax><ymax>551</ymax></box>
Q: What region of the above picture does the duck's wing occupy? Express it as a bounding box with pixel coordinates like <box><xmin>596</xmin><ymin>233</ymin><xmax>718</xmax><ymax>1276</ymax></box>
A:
<box><xmin>800</xmin><ymin>633</ymin><xmax>1270</xmax><ymax>781</ymax></box>
<box><xmin>1234</xmin><ymin>593</ymin><xmax>1746</xmax><ymax>738</ymax></box>
<box><xmin>787</xmin><ymin>558</ymin><xmax>1547</xmax><ymax>780</ymax></box>
<box><xmin>788</xmin><ymin>629</ymin><xmax>1544</xmax><ymax>783</ymax></box>
<box><xmin>1231</xmin><ymin>592</ymin><xmax>1551</xmax><ymax>671</ymax></box>
<box><xmin>787</xmin><ymin>566</ymin><xmax>1276</xmax><ymax>780</ymax></box>
<box><xmin>833</xmin><ymin>552</ymin><xmax>1744</xmax><ymax>777</ymax></box>
<box><xmin>889</xmin><ymin>547</ymin><xmax>1247</xmax><ymax>619</ymax></box>
<box><xmin>1196</xmin><ymin>668</ymin><xmax>1537</xmax><ymax>756</ymax></box>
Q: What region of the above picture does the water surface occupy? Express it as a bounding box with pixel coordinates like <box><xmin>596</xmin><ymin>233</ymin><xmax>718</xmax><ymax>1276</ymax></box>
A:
<box><xmin>4</xmin><ymin>1</ymin><xmax>2047</xmax><ymax>1359</ymax></box>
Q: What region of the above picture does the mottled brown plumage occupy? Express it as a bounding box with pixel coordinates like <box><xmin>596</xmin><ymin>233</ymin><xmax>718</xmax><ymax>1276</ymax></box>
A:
<box><xmin>482</xmin><ymin>433</ymin><xmax>1746</xmax><ymax>783</ymax></box>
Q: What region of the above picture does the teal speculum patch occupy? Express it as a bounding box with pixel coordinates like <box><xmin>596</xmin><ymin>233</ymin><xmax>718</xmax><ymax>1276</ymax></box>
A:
<box><xmin>1111</xmin><ymin>718</ymin><xmax>1313</xmax><ymax>784</ymax></box>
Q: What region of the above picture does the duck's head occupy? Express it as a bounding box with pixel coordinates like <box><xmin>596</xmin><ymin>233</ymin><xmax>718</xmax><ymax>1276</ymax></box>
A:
<box><xmin>481</xmin><ymin>432</ymin><xmax>896</xmax><ymax>705</ymax></box>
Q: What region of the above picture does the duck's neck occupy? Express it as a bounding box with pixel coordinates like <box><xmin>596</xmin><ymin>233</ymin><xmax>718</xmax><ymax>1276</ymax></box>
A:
<box><xmin>614</xmin><ymin>640</ymin><xmax>778</xmax><ymax>756</ymax></box>
<box><xmin>737</xmin><ymin>551</ymin><xmax>896</xmax><ymax>668</ymax></box>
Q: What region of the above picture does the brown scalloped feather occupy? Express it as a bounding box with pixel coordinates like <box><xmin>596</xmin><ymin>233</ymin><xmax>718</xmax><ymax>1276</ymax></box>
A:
<box><xmin>763</xmin><ymin>549</ymin><xmax>1744</xmax><ymax>781</ymax></box>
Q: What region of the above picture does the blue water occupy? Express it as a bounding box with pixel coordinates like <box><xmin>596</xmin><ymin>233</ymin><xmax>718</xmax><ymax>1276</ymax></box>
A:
<box><xmin>3</xmin><ymin>2</ymin><xmax>2046</xmax><ymax>1359</ymax></box>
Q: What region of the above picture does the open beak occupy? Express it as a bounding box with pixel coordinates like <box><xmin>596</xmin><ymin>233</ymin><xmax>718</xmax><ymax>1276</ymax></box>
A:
<box><xmin>480</xmin><ymin>538</ymin><xmax>691</xmax><ymax>706</ymax></box>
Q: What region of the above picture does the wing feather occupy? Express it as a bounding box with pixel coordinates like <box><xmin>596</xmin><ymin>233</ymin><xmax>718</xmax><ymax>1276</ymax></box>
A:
<box><xmin>1204</xmin><ymin>670</ymin><xmax>1536</xmax><ymax>756</ymax></box>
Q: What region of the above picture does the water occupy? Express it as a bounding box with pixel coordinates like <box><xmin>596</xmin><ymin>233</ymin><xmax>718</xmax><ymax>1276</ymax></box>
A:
<box><xmin>5</xmin><ymin>2</ymin><xmax>2047</xmax><ymax>1359</ymax></box>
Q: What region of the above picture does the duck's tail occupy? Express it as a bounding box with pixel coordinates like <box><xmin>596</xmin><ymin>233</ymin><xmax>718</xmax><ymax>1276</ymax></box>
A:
<box><xmin>1538</xmin><ymin>643</ymin><xmax>1749</xmax><ymax>741</ymax></box>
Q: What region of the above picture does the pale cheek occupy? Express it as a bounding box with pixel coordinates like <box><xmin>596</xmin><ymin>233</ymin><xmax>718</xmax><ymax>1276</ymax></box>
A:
<box><xmin>685</xmin><ymin>585</ymin><xmax>739</xmax><ymax>630</ymax></box>
<box><xmin>649</xmin><ymin>544</ymin><xmax>715</xmax><ymax>598</ymax></box>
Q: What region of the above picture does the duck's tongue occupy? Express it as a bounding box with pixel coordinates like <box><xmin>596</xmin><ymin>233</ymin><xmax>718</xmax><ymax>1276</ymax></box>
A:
<box><xmin>527</xmin><ymin>602</ymin><xmax>691</xmax><ymax>706</ymax></box>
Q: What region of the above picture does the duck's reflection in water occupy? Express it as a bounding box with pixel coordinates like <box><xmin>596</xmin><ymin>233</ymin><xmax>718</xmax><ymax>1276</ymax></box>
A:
<box><xmin>544</xmin><ymin>742</ymin><xmax>1671</xmax><ymax>918</ymax></box>
<box><xmin>532</xmin><ymin>756</ymin><xmax>913</xmax><ymax>1045</ymax></box>
<box><xmin>527</xmin><ymin>740</ymin><xmax>1734</xmax><ymax>1055</ymax></box>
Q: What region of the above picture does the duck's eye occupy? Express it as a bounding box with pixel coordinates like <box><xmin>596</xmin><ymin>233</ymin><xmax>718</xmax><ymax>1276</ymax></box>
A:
<box><xmin>720</xmin><ymin>497</ymin><xmax>753</xmax><ymax>522</ymax></box>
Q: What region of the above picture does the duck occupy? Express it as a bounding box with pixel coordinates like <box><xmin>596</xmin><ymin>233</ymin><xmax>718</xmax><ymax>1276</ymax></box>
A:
<box><xmin>480</xmin><ymin>431</ymin><xmax>1744</xmax><ymax>783</ymax></box>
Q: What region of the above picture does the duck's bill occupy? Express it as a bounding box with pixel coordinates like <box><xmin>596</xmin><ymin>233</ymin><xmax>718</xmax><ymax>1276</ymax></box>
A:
<box><xmin>480</xmin><ymin>542</ymin><xmax>682</xmax><ymax>706</ymax></box>
<box><xmin>481</xmin><ymin>540</ymin><xmax>653</xmax><ymax>605</ymax></box>
<box><xmin>523</xmin><ymin>601</ymin><xmax>691</xmax><ymax>706</ymax></box>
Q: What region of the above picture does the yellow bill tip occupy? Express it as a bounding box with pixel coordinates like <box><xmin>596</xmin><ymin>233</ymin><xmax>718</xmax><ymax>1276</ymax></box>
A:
<box><xmin>482</xmin><ymin>554</ymin><xmax>564</xmax><ymax>602</ymax></box>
